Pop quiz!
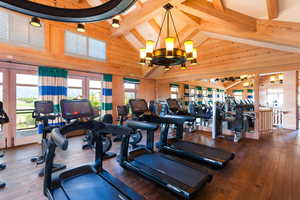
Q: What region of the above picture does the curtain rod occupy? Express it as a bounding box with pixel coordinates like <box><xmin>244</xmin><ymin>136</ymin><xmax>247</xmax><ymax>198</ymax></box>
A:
<box><xmin>0</xmin><ymin>60</ymin><xmax>102</xmax><ymax>75</ymax></box>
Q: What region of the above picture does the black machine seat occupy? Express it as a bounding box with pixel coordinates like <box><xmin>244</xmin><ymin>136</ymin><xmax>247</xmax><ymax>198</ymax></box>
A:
<box><xmin>126</xmin><ymin>120</ymin><xmax>159</xmax><ymax>131</ymax></box>
<box><xmin>168</xmin><ymin>140</ymin><xmax>235</xmax><ymax>167</ymax></box>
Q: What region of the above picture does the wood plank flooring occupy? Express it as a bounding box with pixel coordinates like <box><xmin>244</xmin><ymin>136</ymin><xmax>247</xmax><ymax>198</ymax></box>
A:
<box><xmin>0</xmin><ymin>129</ymin><xmax>300</xmax><ymax>200</ymax></box>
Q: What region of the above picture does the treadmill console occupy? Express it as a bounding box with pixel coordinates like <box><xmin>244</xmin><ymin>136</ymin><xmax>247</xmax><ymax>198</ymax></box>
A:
<box><xmin>60</xmin><ymin>99</ymin><xmax>94</xmax><ymax>120</ymax></box>
<box><xmin>166</xmin><ymin>98</ymin><xmax>181</xmax><ymax>112</ymax></box>
<box><xmin>129</xmin><ymin>99</ymin><xmax>149</xmax><ymax>116</ymax></box>
<box><xmin>34</xmin><ymin>101</ymin><xmax>54</xmax><ymax>115</ymax></box>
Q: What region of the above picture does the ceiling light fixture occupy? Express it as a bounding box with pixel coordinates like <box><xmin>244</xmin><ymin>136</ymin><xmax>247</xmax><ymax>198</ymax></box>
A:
<box><xmin>0</xmin><ymin>0</ymin><xmax>136</xmax><ymax>23</ymax></box>
<box><xmin>30</xmin><ymin>16</ymin><xmax>41</xmax><ymax>27</ymax></box>
<box><xmin>139</xmin><ymin>3</ymin><xmax>197</xmax><ymax>70</ymax></box>
<box><xmin>112</xmin><ymin>16</ymin><xmax>120</xmax><ymax>28</ymax></box>
<box><xmin>77</xmin><ymin>23</ymin><xmax>86</xmax><ymax>32</ymax></box>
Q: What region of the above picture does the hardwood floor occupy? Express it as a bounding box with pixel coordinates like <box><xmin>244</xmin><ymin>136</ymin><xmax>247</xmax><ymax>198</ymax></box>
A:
<box><xmin>0</xmin><ymin>129</ymin><xmax>300</xmax><ymax>200</ymax></box>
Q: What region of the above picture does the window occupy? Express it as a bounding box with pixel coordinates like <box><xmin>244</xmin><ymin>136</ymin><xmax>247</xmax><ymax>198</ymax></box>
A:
<box><xmin>89</xmin><ymin>80</ymin><xmax>102</xmax><ymax>109</ymax></box>
<box><xmin>233</xmin><ymin>91</ymin><xmax>243</xmax><ymax>101</ymax></box>
<box><xmin>65</xmin><ymin>31</ymin><xmax>106</xmax><ymax>60</ymax></box>
<box><xmin>67</xmin><ymin>75</ymin><xmax>102</xmax><ymax>110</ymax></box>
<box><xmin>170</xmin><ymin>86</ymin><xmax>179</xmax><ymax>99</ymax></box>
<box><xmin>190</xmin><ymin>88</ymin><xmax>195</xmax><ymax>101</ymax></box>
<box><xmin>0</xmin><ymin>10</ymin><xmax>44</xmax><ymax>49</ymax></box>
<box><xmin>267</xmin><ymin>88</ymin><xmax>283</xmax><ymax>108</ymax></box>
<box><xmin>124</xmin><ymin>82</ymin><xmax>138</xmax><ymax>105</ymax></box>
<box><xmin>16</xmin><ymin>73</ymin><xmax>39</xmax><ymax>135</ymax></box>
<box><xmin>67</xmin><ymin>78</ymin><xmax>83</xmax><ymax>99</ymax></box>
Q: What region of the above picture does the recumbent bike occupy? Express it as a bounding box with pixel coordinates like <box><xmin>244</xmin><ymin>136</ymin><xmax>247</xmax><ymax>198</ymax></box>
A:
<box><xmin>81</xmin><ymin>108</ymin><xmax>116</xmax><ymax>160</ymax></box>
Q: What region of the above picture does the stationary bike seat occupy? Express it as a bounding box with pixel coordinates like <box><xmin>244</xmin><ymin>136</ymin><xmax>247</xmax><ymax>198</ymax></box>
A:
<box><xmin>126</xmin><ymin>120</ymin><xmax>159</xmax><ymax>131</ymax></box>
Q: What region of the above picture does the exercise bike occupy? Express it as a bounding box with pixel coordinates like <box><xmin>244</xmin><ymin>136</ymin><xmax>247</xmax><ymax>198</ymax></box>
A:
<box><xmin>82</xmin><ymin>109</ymin><xmax>116</xmax><ymax>159</ymax></box>
<box><xmin>0</xmin><ymin>101</ymin><xmax>9</xmax><ymax>189</ymax></box>
<box><xmin>115</xmin><ymin>105</ymin><xmax>142</xmax><ymax>149</ymax></box>
<box><xmin>30</xmin><ymin>101</ymin><xmax>66</xmax><ymax>177</ymax></box>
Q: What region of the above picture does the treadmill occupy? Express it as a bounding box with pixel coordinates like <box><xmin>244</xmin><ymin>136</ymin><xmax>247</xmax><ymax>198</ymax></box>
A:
<box><xmin>44</xmin><ymin>99</ymin><xmax>143</xmax><ymax>200</ymax></box>
<box><xmin>121</xmin><ymin>100</ymin><xmax>212</xmax><ymax>199</ymax></box>
<box><xmin>134</xmin><ymin>99</ymin><xmax>235</xmax><ymax>169</ymax></box>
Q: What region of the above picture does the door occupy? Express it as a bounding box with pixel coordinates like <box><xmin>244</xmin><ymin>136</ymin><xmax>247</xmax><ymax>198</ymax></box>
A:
<box><xmin>13</xmin><ymin>70</ymin><xmax>39</xmax><ymax>146</ymax></box>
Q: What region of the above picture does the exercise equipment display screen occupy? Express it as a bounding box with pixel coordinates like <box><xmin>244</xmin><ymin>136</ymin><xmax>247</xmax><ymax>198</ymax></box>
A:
<box><xmin>129</xmin><ymin>99</ymin><xmax>148</xmax><ymax>114</ymax></box>
<box><xmin>61</xmin><ymin>99</ymin><xmax>93</xmax><ymax>120</ymax></box>
<box><xmin>167</xmin><ymin>99</ymin><xmax>180</xmax><ymax>110</ymax></box>
<box><xmin>34</xmin><ymin>101</ymin><xmax>54</xmax><ymax>114</ymax></box>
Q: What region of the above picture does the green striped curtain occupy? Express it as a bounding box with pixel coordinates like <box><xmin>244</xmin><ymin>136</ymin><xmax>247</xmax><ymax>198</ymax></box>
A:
<box><xmin>170</xmin><ymin>83</ymin><xmax>179</xmax><ymax>88</ymax></box>
<box><xmin>247</xmin><ymin>89</ymin><xmax>254</xmax><ymax>99</ymax></box>
<box><xmin>184</xmin><ymin>84</ymin><xmax>189</xmax><ymax>106</ymax></box>
<box><xmin>124</xmin><ymin>78</ymin><xmax>140</xmax><ymax>84</ymax></box>
<box><xmin>38</xmin><ymin>66</ymin><xmax>68</xmax><ymax>133</ymax></box>
<box><xmin>207</xmin><ymin>88</ymin><xmax>213</xmax><ymax>104</ymax></box>
<box><xmin>196</xmin><ymin>86</ymin><xmax>203</xmax><ymax>105</ymax></box>
<box><xmin>102</xmin><ymin>74</ymin><xmax>113</xmax><ymax>115</ymax></box>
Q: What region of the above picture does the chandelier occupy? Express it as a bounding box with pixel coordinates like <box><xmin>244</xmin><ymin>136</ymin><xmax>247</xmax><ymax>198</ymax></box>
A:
<box><xmin>139</xmin><ymin>3</ymin><xmax>198</xmax><ymax>71</ymax></box>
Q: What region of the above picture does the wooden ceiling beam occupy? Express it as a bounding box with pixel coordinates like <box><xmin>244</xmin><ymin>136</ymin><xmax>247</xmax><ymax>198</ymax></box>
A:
<box><xmin>197</xmin><ymin>20</ymin><xmax>300</xmax><ymax>49</ymax></box>
<box><xmin>130</xmin><ymin>29</ymin><xmax>146</xmax><ymax>45</ymax></box>
<box><xmin>177</xmin><ymin>0</ymin><xmax>256</xmax><ymax>32</ymax></box>
<box><xmin>112</xmin><ymin>0</ymin><xmax>186</xmax><ymax>36</ymax></box>
<box><xmin>148</xmin><ymin>19</ymin><xmax>161</xmax><ymax>34</ymax></box>
<box><xmin>266</xmin><ymin>0</ymin><xmax>279</xmax><ymax>20</ymax></box>
<box><xmin>212</xmin><ymin>0</ymin><xmax>224</xmax><ymax>12</ymax></box>
<box><xmin>201</xmin><ymin>31</ymin><xmax>300</xmax><ymax>54</ymax></box>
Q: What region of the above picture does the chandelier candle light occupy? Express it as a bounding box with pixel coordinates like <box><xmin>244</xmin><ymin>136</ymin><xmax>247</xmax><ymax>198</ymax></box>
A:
<box><xmin>139</xmin><ymin>3</ymin><xmax>198</xmax><ymax>70</ymax></box>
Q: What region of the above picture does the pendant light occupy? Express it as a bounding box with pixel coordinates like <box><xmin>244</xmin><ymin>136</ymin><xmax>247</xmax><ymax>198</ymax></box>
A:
<box><xmin>77</xmin><ymin>23</ymin><xmax>86</xmax><ymax>32</ymax></box>
<box><xmin>270</xmin><ymin>76</ymin><xmax>276</xmax><ymax>83</ymax></box>
<box><xmin>139</xmin><ymin>48</ymin><xmax>146</xmax><ymax>65</ymax></box>
<box><xmin>278</xmin><ymin>74</ymin><xmax>284</xmax><ymax>84</ymax></box>
<box><xmin>30</xmin><ymin>17</ymin><xmax>41</xmax><ymax>27</ymax></box>
<box><xmin>184</xmin><ymin>40</ymin><xmax>194</xmax><ymax>60</ymax></box>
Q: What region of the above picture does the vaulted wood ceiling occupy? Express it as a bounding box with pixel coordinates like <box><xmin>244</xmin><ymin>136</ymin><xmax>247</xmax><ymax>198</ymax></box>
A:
<box><xmin>27</xmin><ymin>0</ymin><xmax>300</xmax><ymax>82</ymax></box>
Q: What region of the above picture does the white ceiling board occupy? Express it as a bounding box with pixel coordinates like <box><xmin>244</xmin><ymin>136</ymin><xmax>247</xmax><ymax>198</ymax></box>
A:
<box><xmin>125</xmin><ymin>33</ymin><xmax>144</xmax><ymax>50</ymax></box>
<box><xmin>223</xmin><ymin>0</ymin><xmax>268</xmax><ymax>19</ymax></box>
<box><xmin>136</xmin><ymin>22</ymin><xmax>158</xmax><ymax>42</ymax></box>
<box><xmin>278</xmin><ymin>0</ymin><xmax>300</xmax><ymax>22</ymax></box>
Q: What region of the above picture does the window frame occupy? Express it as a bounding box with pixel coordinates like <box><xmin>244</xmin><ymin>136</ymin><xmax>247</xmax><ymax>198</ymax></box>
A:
<box><xmin>124</xmin><ymin>82</ymin><xmax>138</xmax><ymax>104</ymax></box>
<box><xmin>170</xmin><ymin>86</ymin><xmax>179</xmax><ymax>99</ymax></box>
<box><xmin>0</xmin><ymin>9</ymin><xmax>44</xmax><ymax>50</ymax></box>
<box><xmin>64</xmin><ymin>30</ymin><xmax>107</xmax><ymax>62</ymax></box>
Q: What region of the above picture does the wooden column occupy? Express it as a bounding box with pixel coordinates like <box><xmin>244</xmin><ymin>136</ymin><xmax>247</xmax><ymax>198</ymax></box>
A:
<box><xmin>253</xmin><ymin>74</ymin><xmax>260</xmax><ymax>139</ymax></box>
<box><xmin>282</xmin><ymin>71</ymin><xmax>298</xmax><ymax>130</ymax></box>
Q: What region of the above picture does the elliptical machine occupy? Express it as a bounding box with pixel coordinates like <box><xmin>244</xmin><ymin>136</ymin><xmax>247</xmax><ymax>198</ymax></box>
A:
<box><xmin>30</xmin><ymin>101</ymin><xmax>66</xmax><ymax>177</ymax></box>
<box><xmin>82</xmin><ymin>109</ymin><xmax>116</xmax><ymax>160</ymax></box>
<box><xmin>0</xmin><ymin>101</ymin><xmax>9</xmax><ymax>189</ymax></box>
<box><xmin>115</xmin><ymin>105</ymin><xmax>142</xmax><ymax>149</ymax></box>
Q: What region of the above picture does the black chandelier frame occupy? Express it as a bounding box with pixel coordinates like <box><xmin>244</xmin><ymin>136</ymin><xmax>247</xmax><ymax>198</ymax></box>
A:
<box><xmin>0</xmin><ymin>0</ymin><xmax>137</xmax><ymax>23</ymax></box>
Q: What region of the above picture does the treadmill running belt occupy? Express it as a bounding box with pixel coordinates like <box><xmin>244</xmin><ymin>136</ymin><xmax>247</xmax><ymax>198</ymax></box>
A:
<box><xmin>60</xmin><ymin>173</ymin><xmax>129</xmax><ymax>200</ymax></box>
<box><xmin>170</xmin><ymin>140</ymin><xmax>234</xmax><ymax>162</ymax></box>
<box><xmin>134</xmin><ymin>154</ymin><xmax>208</xmax><ymax>187</ymax></box>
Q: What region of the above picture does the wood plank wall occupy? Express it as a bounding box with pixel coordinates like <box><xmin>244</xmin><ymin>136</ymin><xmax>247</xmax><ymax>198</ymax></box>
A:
<box><xmin>158</xmin><ymin>38</ymin><xmax>300</xmax><ymax>83</ymax></box>
<box><xmin>0</xmin><ymin>9</ymin><xmax>143</xmax><ymax>77</ymax></box>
